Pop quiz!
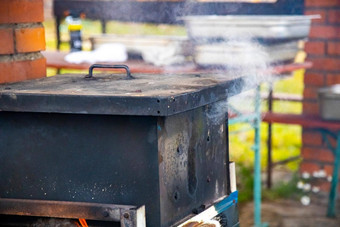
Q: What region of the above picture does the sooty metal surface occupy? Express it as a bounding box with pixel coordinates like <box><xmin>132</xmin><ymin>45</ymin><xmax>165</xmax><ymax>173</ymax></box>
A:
<box><xmin>0</xmin><ymin>73</ymin><xmax>244</xmax><ymax>116</ymax></box>
<box><xmin>0</xmin><ymin>112</ymin><xmax>160</xmax><ymax>226</ymax></box>
<box><xmin>0</xmin><ymin>198</ymin><xmax>138</xmax><ymax>222</ymax></box>
<box><xmin>0</xmin><ymin>72</ymin><xmax>240</xmax><ymax>226</ymax></box>
<box><xmin>158</xmin><ymin>102</ymin><xmax>228</xmax><ymax>226</ymax></box>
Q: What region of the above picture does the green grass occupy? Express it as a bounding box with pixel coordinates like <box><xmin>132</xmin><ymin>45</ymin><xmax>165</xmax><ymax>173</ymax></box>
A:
<box><xmin>237</xmin><ymin>164</ymin><xmax>255</xmax><ymax>202</ymax></box>
<box><xmin>262</xmin><ymin>173</ymin><xmax>303</xmax><ymax>201</ymax></box>
<box><xmin>237</xmin><ymin>166</ymin><xmax>302</xmax><ymax>203</ymax></box>
<box><xmin>229</xmin><ymin>123</ymin><xmax>301</xmax><ymax>171</ymax></box>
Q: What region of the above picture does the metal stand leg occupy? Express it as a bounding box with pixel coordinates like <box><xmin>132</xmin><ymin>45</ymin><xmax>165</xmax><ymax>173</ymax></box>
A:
<box><xmin>327</xmin><ymin>132</ymin><xmax>340</xmax><ymax>217</ymax></box>
<box><xmin>254</xmin><ymin>85</ymin><xmax>262</xmax><ymax>227</ymax></box>
<box><xmin>55</xmin><ymin>17</ymin><xmax>61</xmax><ymax>50</ymax></box>
<box><xmin>101</xmin><ymin>20</ymin><xmax>107</xmax><ymax>34</ymax></box>
<box><xmin>267</xmin><ymin>84</ymin><xmax>273</xmax><ymax>189</ymax></box>
<box><xmin>229</xmin><ymin>85</ymin><xmax>264</xmax><ymax>226</ymax></box>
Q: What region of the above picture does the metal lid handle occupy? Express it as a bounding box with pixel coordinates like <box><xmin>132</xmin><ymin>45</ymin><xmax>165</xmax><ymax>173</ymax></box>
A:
<box><xmin>85</xmin><ymin>64</ymin><xmax>133</xmax><ymax>79</ymax></box>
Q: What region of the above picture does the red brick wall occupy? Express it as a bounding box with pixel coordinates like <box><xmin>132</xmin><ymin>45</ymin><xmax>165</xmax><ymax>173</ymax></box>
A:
<box><xmin>303</xmin><ymin>0</ymin><xmax>340</xmax><ymax>190</ymax></box>
<box><xmin>0</xmin><ymin>0</ymin><xmax>46</xmax><ymax>84</ymax></box>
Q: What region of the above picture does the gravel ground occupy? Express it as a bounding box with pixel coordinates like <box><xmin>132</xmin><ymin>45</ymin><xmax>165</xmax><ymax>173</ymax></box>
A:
<box><xmin>239</xmin><ymin>193</ymin><xmax>340</xmax><ymax>227</ymax></box>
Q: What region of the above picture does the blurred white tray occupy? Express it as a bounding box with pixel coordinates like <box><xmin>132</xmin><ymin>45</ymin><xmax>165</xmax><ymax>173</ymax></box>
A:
<box><xmin>183</xmin><ymin>15</ymin><xmax>318</xmax><ymax>40</ymax></box>
<box><xmin>194</xmin><ymin>41</ymin><xmax>300</xmax><ymax>67</ymax></box>
<box><xmin>89</xmin><ymin>34</ymin><xmax>193</xmax><ymax>66</ymax></box>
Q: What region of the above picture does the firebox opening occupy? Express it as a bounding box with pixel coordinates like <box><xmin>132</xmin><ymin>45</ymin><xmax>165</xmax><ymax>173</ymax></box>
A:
<box><xmin>0</xmin><ymin>215</ymin><xmax>120</xmax><ymax>227</ymax></box>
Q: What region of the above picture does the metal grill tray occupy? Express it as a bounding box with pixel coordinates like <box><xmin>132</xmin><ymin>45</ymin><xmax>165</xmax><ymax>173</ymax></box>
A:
<box><xmin>183</xmin><ymin>15</ymin><xmax>317</xmax><ymax>40</ymax></box>
<box><xmin>194</xmin><ymin>41</ymin><xmax>299</xmax><ymax>67</ymax></box>
<box><xmin>0</xmin><ymin>73</ymin><xmax>244</xmax><ymax>116</ymax></box>
<box><xmin>90</xmin><ymin>34</ymin><xmax>193</xmax><ymax>55</ymax></box>
<box><xmin>318</xmin><ymin>84</ymin><xmax>340</xmax><ymax>120</ymax></box>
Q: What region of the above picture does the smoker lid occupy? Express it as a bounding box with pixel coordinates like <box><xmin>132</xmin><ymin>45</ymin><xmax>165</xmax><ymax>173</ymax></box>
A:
<box><xmin>0</xmin><ymin>72</ymin><xmax>244</xmax><ymax>116</ymax></box>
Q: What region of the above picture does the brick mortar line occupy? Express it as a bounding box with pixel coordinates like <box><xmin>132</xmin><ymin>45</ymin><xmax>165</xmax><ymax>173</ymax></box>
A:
<box><xmin>301</xmin><ymin>159</ymin><xmax>335</xmax><ymax>167</ymax></box>
<box><xmin>310</xmin><ymin>24</ymin><xmax>340</xmax><ymax>30</ymax></box>
<box><xmin>305</xmin><ymin>6</ymin><xmax>340</xmax><ymax>10</ymax></box>
<box><xmin>307</xmin><ymin>38</ymin><xmax>340</xmax><ymax>42</ymax></box>
<box><xmin>323</xmin><ymin>74</ymin><xmax>340</xmax><ymax>76</ymax></box>
<box><xmin>314</xmin><ymin>22</ymin><xmax>340</xmax><ymax>26</ymax></box>
<box><xmin>0</xmin><ymin>52</ymin><xmax>44</xmax><ymax>62</ymax></box>
<box><xmin>303</xmin><ymin>144</ymin><xmax>335</xmax><ymax>150</ymax></box>
<box><xmin>306</xmin><ymin>55</ymin><xmax>340</xmax><ymax>59</ymax></box>
<box><xmin>302</xmin><ymin>128</ymin><xmax>326</xmax><ymax>133</ymax></box>
<box><xmin>302</xmin><ymin>95</ymin><xmax>318</xmax><ymax>98</ymax></box>
<box><xmin>304</xmin><ymin>83</ymin><xmax>327</xmax><ymax>88</ymax></box>
<box><xmin>302</xmin><ymin>99</ymin><xmax>318</xmax><ymax>103</ymax></box>
<box><xmin>303</xmin><ymin>92</ymin><xmax>323</xmax><ymax>96</ymax></box>
<box><xmin>305</xmin><ymin>70</ymin><xmax>340</xmax><ymax>74</ymax></box>
<box><xmin>301</xmin><ymin>97</ymin><xmax>318</xmax><ymax>104</ymax></box>
<box><xmin>303</xmin><ymin>95</ymin><xmax>319</xmax><ymax>99</ymax></box>
<box><xmin>306</xmin><ymin>48</ymin><xmax>340</xmax><ymax>53</ymax></box>
<box><xmin>305</xmin><ymin>53</ymin><xmax>328</xmax><ymax>57</ymax></box>
<box><xmin>303</xmin><ymin>99</ymin><xmax>319</xmax><ymax>103</ymax></box>
<box><xmin>0</xmin><ymin>22</ymin><xmax>43</xmax><ymax>29</ymax></box>
<box><xmin>301</xmin><ymin>156</ymin><xmax>333</xmax><ymax>162</ymax></box>
<box><xmin>310</xmin><ymin>22</ymin><xmax>340</xmax><ymax>25</ymax></box>
<box><xmin>306</xmin><ymin>69</ymin><xmax>340</xmax><ymax>72</ymax></box>
<box><xmin>306</xmin><ymin>54</ymin><xmax>340</xmax><ymax>58</ymax></box>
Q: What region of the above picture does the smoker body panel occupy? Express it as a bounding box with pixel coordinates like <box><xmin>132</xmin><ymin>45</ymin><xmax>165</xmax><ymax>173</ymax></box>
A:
<box><xmin>0</xmin><ymin>73</ymin><xmax>239</xmax><ymax>226</ymax></box>
<box><xmin>0</xmin><ymin>104</ymin><xmax>230</xmax><ymax>226</ymax></box>
<box><xmin>158</xmin><ymin>102</ymin><xmax>228</xmax><ymax>227</ymax></box>
<box><xmin>0</xmin><ymin>112</ymin><xmax>161</xmax><ymax>226</ymax></box>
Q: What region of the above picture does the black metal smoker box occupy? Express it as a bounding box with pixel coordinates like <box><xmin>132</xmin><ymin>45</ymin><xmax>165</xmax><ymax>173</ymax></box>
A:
<box><xmin>0</xmin><ymin>65</ymin><xmax>243</xmax><ymax>226</ymax></box>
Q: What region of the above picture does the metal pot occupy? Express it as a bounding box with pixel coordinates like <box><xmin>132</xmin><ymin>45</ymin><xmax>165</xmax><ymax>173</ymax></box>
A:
<box><xmin>318</xmin><ymin>84</ymin><xmax>340</xmax><ymax>120</ymax></box>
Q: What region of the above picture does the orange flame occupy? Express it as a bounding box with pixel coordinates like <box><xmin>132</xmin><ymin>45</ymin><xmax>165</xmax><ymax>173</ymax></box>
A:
<box><xmin>78</xmin><ymin>219</ymin><xmax>88</xmax><ymax>227</ymax></box>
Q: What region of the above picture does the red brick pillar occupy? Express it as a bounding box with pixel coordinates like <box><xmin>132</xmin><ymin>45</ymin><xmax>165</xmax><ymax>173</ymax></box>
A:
<box><xmin>302</xmin><ymin>0</ymin><xmax>340</xmax><ymax>191</ymax></box>
<box><xmin>0</xmin><ymin>0</ymin><xmax>46</xmax><ymax>84</ymax></box>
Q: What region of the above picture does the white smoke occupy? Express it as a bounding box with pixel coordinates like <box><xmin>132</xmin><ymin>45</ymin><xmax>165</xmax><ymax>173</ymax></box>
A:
<box><xmin>227</xmin><ymin>37</ymin><xmax>273</xmax><ymax>114</ymax></box>
<box><xmin>205</xmin><ymin>36</ymin><xmax>277</xmax><ymax>123</ymax></box>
